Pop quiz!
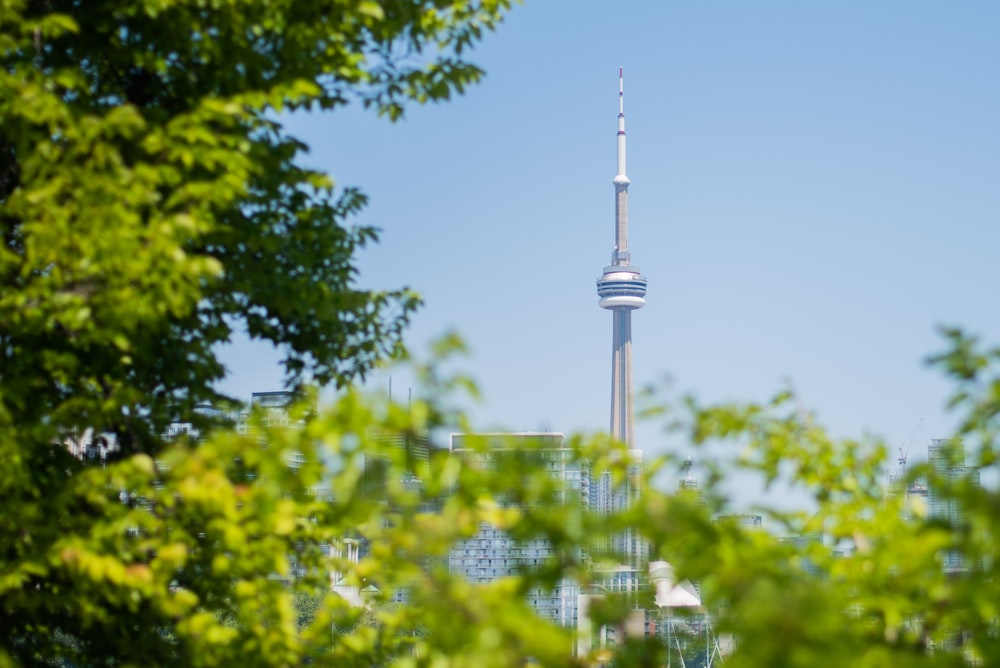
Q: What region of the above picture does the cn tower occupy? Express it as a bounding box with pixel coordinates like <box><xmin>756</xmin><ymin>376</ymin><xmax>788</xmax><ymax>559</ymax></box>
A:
<box><xmin>596</xmin><ymin>69</ymin><xmax>647</xmax><ymax>448</ymax></box>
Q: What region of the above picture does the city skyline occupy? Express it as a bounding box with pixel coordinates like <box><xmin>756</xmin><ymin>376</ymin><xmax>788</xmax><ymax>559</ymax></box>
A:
<box><xmin>217</xmin><ymin>2</ymin><xmax>1000</xmax><ymax>475</ymax></box>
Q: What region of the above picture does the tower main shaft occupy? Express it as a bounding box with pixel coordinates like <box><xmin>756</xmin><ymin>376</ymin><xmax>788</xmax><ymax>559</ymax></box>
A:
<box><xmin>596</xmin><ymin>69</ymin><xmax>647</xmax><ymax>448</ymax></box>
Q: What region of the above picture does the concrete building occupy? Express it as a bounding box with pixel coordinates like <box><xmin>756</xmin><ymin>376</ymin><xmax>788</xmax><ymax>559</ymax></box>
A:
<box><xmin>716</xmin><ymin>513</ymin><xmax>764</xmax><ymax>530</ymax></box>
<box><xmin>448</xmin><ymin>432</ymin><xmax>591</xmax><ymax>628</ymax></box>
<box><xmin>162</xmin><ymin>403</ymin><xmax>226</xmax><ymax>443</ymax></box>
<box><xmin>65</xmin><ymin>428</ymin><xmax>117</xmax><ymax>464</ymax></box>
<box><xmin>889</xmin><ymin>438</ymin><xmax>980</xmax><ymax>572</ymax></box>
<box><xmin>235</xmin><ymin>390</ymin><xmax>300</xmax><ymax>434</ymax></box>
<box><xmin>363</xmin><ymin>429</ymin><xmax>437</xmax><ymax>498</ymax></box>
<box><xmin>926</xmin><ymin>439</ymin><xmax>980</xmax><ymax>573</ymax></box>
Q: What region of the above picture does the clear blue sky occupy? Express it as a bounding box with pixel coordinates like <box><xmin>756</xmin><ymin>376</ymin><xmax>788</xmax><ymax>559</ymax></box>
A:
<box><xmin>218</xmin><ymin>2</ymin><xmax>1000</xmax><ymax>483</ymax></box>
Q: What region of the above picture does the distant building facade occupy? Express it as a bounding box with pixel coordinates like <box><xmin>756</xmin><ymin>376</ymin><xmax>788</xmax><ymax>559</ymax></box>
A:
<box><xmin>926</xmin><ymin>439</ymin><xmax>980</xmax><ymax>573</ymax></box>
<box><xmin>716</xmin><ymin>513</ymin><xmax>764</xmax><ymax>530</ymax></box>
<box><xmin>448</xmin><ymin>432</ymin><xmax>591</xmax><ymax>628</ymax></box>
<box><xmin>889</xmin><ymin>438</ymin><xmax>980</xmax><ymax>573</ymax></box>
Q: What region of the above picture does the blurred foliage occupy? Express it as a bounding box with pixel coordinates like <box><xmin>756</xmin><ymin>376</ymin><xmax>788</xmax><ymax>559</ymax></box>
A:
<box><xmin>3</xmin><ymin>1</ymin><xmax>1000</xmax><ymax>667</ymax></box>
<box><xmin>6</xmin><ymin>330</ymin><xmax>1000</xmax><ymax>666</ymax></box>
<box><xmin>645</xmin><ymin>326</ymin><xmax>1000</xmax><ymax>668</ymax></box>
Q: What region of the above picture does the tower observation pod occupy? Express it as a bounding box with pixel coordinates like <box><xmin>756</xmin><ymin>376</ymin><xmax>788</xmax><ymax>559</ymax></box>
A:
<box><xmin>596</xmin><ymin>68</ymin><xmax>646</xmax><ymax>448</ymax></box>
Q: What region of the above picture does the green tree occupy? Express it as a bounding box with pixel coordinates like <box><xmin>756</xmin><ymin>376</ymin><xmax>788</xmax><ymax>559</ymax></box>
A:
<box><xmin>0</xmin><ymin>0</ymin><xmax>512</xmax><ymax>451</ymax></box>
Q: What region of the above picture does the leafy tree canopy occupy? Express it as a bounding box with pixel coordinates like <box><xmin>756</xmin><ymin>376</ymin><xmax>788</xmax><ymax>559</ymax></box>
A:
<box><xmin>0</xmin><ymin>0</ymin><xmax>511</xmax><ymax>451</ymax></box>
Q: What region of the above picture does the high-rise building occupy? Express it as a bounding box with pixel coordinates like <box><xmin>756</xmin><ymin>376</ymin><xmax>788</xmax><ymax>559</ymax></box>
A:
<box><xmin>716</xmin><ymin>514</ymin><xmax>764</xmax><ymax>530</ymax></box>
<box><xmin>889</xmin><ymin>438</ymin><xmax>979</xmax><ymax>573</ymax></box>
<box><xmin>888</xmin><ymin>446</ymin><xmax>930</xmax><ymax>503</ymax></box>
<box><xmin>448</xmin><ymin>432</ymin><xmax>591</xmax><ymax>628</ymax></box>
<box><xmin>364</xmin><ymin>429</ymin><xmax>437</xmax><ymax>497</ymax></box>
<box><xmin>926</xmin><ymin>439</ymin><xmax>980</xmax><ymax>573</ymax></box>
<box><xmin>235</xmin><ymin>390</ymin><xmax>299</xmax><ymax>433</ymax></box>
<box><xmin>678</xmin><ymin>457</ymin><xmax>708</xmax><ymax>509</ymax></box>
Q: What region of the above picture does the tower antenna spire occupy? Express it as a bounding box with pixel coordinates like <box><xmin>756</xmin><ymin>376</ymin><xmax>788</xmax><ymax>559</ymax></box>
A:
<box><xmin>619</xmin><ymin>66</ymin><xmax>624</xmax><ymax>116</ymax></box>
<box><xmin>615</xmin><ymin>67</ymin><xmax>629</xmax><ymax>187</ymax></box>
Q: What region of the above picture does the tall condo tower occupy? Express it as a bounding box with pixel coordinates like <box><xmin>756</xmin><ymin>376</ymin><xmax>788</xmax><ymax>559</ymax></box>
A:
<box><xmin>596</xmin><ymin>69</ymin><xmax>647</xmax><ymax>448</ymax></box>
